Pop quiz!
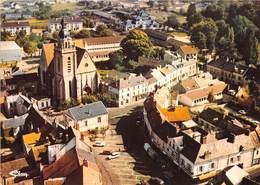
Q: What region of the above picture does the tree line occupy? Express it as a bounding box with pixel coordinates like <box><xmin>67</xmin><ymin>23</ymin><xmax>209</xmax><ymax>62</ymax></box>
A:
<box><xmin>187</xmin><ymin>3</ymin><xmax>260</xmax><ymax>65</ymax></box>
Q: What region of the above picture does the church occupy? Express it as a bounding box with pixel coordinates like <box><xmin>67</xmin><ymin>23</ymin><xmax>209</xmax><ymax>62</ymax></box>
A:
<box><xmin>40</xmin><ymin>19</ymin><xmax>99</xmax><ymax>107</ymax></box>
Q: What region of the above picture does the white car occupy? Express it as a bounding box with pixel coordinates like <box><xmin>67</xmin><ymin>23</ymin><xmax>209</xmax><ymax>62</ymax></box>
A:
<box><xmin>107</xmin><ymin>152</ymin><xmax>120</xmax><ymax>160</ymax></box>
<box><xmin>228</xmin><ymin>89</ymin><xmax>236</xmax><ymax>95</ymax></box>
<box><xmin>9</xmin><ymin>170</ymin><xmax>28</xmax><ymax>177</ymax></box>
<box><xmin>93</xmin><ymin>141</ymin><xmax>106</xmax><ymax>147</ymax></box>
<box><xmin>238</xmin><ymin>110</ymin><xmax>247</xmax><ymax>115</ymax></box>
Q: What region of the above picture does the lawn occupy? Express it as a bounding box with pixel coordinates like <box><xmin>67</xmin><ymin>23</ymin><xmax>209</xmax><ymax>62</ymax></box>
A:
<box><xmin>28</xmin><ymin>19</ymin><xmax>48</xmax><ymax>29</ymax></box>
<box><xmin>51</xmin><ymin>3</ymin><xmax>83</xmax><ymax>11</ymax></box>
<box><xmin>146</xmin><ymin>8</ymin><xmax>187</xmax><ymax>24</ymax></box>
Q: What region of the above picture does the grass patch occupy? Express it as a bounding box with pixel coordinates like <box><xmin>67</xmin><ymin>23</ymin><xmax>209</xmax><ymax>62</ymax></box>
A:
<box><xmin>98</xmin><ymin>70</ymin><xmax>112</xmax><ymax>76</ymax></box>
<box><xmin>146</xmin><ymin>8</ymin><xmax>187</xmax><ymax>24</ymax></box>
<box><xmin>28</xmin><ymin>19</ymin><xmax>48</xmax><ymax>29</ymax></box>
<box><xmin>51</xmin><ymin>3</ymin><xmax>82</xmax><ymax>11</ymax></box>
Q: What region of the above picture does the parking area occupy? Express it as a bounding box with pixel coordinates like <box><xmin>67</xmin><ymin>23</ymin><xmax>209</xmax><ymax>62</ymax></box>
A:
<box><xmin>93</xmin><ymin>107</ymin><xmax>155</xmax><ymax>185</ymax></box>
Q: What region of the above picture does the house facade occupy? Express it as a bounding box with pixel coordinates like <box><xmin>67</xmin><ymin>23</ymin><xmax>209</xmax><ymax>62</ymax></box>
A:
<box><xmin>48</xmin><ymin>17</ymin><xmax>84</xmax><ymax>33</ymax></box>
<box><xmin>64</xmin><ymin>101</ymin><xmax>108</xmax><ymax>132</ymax></box>
<box><xmin>107</xmin><ymin>47</ymin><xmax>198</xmax><ymax>107</ymax></box>
<box><xmin>1</xmin><ymin>21</ymin><xmax>30</xmax><ymax>36</ymax></box>
<box><xmin>143</xmin><ymin>89</ymin><xmax>260</xmax><ymax>180</ymax></box>
<box><xmin>207</xmin><ymin>59</ymin><xmax>248</xmax><ymax>86</ymax></box>
<box><xmin>82</xmin><ymin>36</ymin><xmax>123</xmax><ymax>62</ymax></box>
<box><xmin>175</xmin><ymin>75</ymin><xmax>227</xmax><ymax>107</ymax></box>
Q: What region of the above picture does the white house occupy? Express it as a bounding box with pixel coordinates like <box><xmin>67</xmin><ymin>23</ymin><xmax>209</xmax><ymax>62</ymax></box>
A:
<box><xmin>31</xmin><ymin>97</ymin><xmax>51</xmax><ymax>110</ymax></box>
<box><xmin>64</xmin><ymin>101</ymin><xmax>108</xmax><ymax>132</ymax></box>
<box><xmin>48</xmin><ymin>17</ymin><xmax>83</xmax><ymax>33</ymax></box>
<box><xmin>108</xmin><ymin>74</ymin><xmax>148</xmax><ymax>107</ymax></box>
<box><xmin>175</xmin><ymin>76</ymin><xmax>227</xmax><ymax>107</ymax></box>
<box><xmin>1</xmin><ymin>21</ymin><xmax>30</xmax><ymax>36</ymax></box>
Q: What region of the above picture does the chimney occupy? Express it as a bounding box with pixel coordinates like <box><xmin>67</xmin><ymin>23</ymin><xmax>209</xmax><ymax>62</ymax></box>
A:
<box><xmin>200</xmin><ymin>135</ymin><xmax>207</xmax><ymax>144</ymax></box>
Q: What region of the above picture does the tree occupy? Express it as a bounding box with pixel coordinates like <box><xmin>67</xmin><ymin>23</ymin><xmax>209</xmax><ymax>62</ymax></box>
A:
<box><xmin>229</xmin><ymin>15</ymin><xmax>258</xmax><ymax>62</ymax></box>
<box><xmin>192</xmin><ymin>32</ymin><xmax>207</xmax><ymax>49</ymax></box>
<box><xmin>243</xmin><ymin>27</ymin><xmax>258</xmax><ymax>65</ymax></box>
<box><xmin>15</xmin><ymin>30</ymin><xmax>27</xmax><ymax>47</ymax></box>
<box><xmin>121</xmin><ymin>29</ymin><xmax>153</xmax><ymax>61</ymax></box>
<box><xmin>167</xmin><ymin>14</ymin><xmax>180</xmax><ymax>28</ymax></box>
<box><xmin>35</xmin><ymin>2</ymin><xmax>52</xmax><ymax>19</ymax></box>
<box><xmin>187</xmin><ymin>12</ymin><xmax>204</xmax><ymax>28</ymax></box>
<box><xmin>52</xmin><ymin>31</ymin><xmax>59</xmax><ymax>39</ymax></box>
<box><xmin>202</xmin><ymin>4</ymin><xmax>224</xmax><ymax>21</ymax></box>
<box><xmin>187</xmin><ymin>3</ymin><xmax>200</xmax><ymax>29</ymax></box>
<box><xmin>187</xmin><ymin>3</ymin><xmax>196</xmax><ymax>18</ymax></box>
<box><xmin>191</xmin><ymin>18</ymin><xmax>218</xmax><ymax>51</ymax></box>
<box><xmin>75</xmin><ymin>29</ymin><xmax>91</xmax><ymax>38</ymax></box>
<box><xmin>109</xmin><ymin>50</ymin><xmax>125</xmax><ymax>71</ymax></box>
<box><xmin>0</xmin><ymin>31</ymin><xmax>12</xmax><ymax>41</ymax></box>
<box><xmin>239</xmin><ymin>3</ymin><xmax>256</xmax><ymax>22</ymax></box>
<box><xmin>23</xmin><ymin>41</ymin><xmax>37</xmax><ymax>56</ymax></box>
<box><xmin>95</xmin><ymin>24</ymin><xmax>113</xmax><ymax>37</ymax></box>
<box><xmin>82</xmin><ymin>95</ymin><xmax>98</xmax><ymax>104</ymax></box>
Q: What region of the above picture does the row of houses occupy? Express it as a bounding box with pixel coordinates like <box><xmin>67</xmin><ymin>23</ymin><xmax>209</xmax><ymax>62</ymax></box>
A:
<box><xmin>206</xmin><ymin>59</ymin><xmax>260</xmax><ymax>100</ymax></box>
<box><xmin>107</xmin><ymin>45</ymin><xmax>198</xmax><ymax>107</ymax></box>
<box><xmin>143</xmin><ymin>87</ymin><xmax>260</xmax><ymax>180</ymax></box>
<box><xmin>0</xmin><ymin>98</ymin><xmax>105</xmax><ymax>185</ymax></box>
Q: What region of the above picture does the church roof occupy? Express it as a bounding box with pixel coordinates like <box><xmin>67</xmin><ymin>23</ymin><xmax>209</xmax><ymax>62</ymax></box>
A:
<box><xmin>42</xmin><ymin>43</ymin><xmax>55</xmax><ymax>66</ymax></box>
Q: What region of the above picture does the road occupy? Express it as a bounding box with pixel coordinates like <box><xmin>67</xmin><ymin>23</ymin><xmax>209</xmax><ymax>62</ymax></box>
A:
<box><xmin>92</xmin><ymin>102</ymin><xmax>195</xmax><ymax>185</ymax></box>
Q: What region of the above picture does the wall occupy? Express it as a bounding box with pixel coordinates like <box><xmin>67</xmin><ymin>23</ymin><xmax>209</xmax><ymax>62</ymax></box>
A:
<box><xmin>76</xmin><ymin>114</ymin><xmax>108</xmax><ymax>132</ymax></box>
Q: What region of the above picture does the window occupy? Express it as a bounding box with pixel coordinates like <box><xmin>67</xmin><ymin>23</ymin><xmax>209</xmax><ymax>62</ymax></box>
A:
<box><xmin>257</xmin><ymin>150</ymin><xmax>259</xmax><ymax>155</ymax></box>
<box><xmin>230</xmin><ymin>157</ymin><xmax>234</xmax><ymax>163</ymax></box>
<box><xmin>67</xmin><ymin>57</ymin><xmax>71</xmax><ymax>73</ymax></box>
<box><xmin>237</xmin><ymin>156</ymin><xmax>241</xmax><ymax>161</ymax></box>
<box><xmin>211</xmin><ymin>163</ymin><xmax>215</xmax><ymax>168</ymax></box>
<box><xmin>57</xmin><ymin>57</ymin><xmax>61</xmax><ymax>72</ymax></box>
<box><xmin>41</xmin><ymin>102</ymin><xmax>45</xmax><ymax>107</ymax></box>
<box><xmin>98</xmin><ymin>117</ymin><xmax>101</xmax><ymax>123</ymax></box>
<box><xmin>199</xmin><ymin>166</ymin><xmax>203</xmax><ymax>172</ymax></box>
<box><xmin>85</xmin><ymin>121</ymin><xmax>88</xmax><ymax>126</ymax></box>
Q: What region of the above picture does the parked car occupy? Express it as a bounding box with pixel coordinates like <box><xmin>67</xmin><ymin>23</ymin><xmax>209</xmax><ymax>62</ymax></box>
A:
<box><xmin>228</xmin><ymin>89</ymin><xmax>236</xmax><ymax>95</ymax></box>
<box><xmin>107</xmin><ymin>152</ymin><xmax>120</xmax><ymax>160</ymax></box>
<box><xmin>93</xmin><ymin>141</ymin><xmax>106</xmax><ymax>147</ymax></box>
<box><xmin>238</xmin><ymin>110</ymin><xmax>247</xmax><ymax>115</ymax></box>
<box><xmin>149</xmin><ymin>177</ymin><xmax>164</xmax><ymax>185</ymax></box>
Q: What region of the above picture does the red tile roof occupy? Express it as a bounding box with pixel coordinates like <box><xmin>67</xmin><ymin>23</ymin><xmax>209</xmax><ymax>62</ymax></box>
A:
<box><xmin>1</xmin><ymin>21</ymin><xmax>29</xmax><ymax>28</ymax></box>
<box><xmin>84</xmin><ymin>36</ymin><xmax>123</xmax><ymax>46</ymax></box>
<box><xmin>179</xmin><ymin>45</ymin><xmax>198</xmax><ymax>54</ymax></box>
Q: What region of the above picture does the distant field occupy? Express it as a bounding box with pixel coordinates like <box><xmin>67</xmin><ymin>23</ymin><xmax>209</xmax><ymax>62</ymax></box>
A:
<box><xmin>51</xmin><ymin>3</ymin><xmax>82</xmax><ymax>11</ymax></box>
<box><xmin>28</xmin><ymin>19</ymin><xmax>48</xmax><ymax>29</ymax></box>
<box><xmin>146</xmin><ymin>8</ymin><xmax>187</xmax><ymax>24</ymax></box>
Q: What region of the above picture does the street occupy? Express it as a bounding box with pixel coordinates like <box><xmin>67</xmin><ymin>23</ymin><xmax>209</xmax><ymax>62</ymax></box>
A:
<box><xmin>93</xmin><ymin>103</ymin><xmax>195</xmax><ymax>185</ymax></box>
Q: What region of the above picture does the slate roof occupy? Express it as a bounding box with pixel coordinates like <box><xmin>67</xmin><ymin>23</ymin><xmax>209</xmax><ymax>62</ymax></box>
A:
<box><xmin>67</xmin><ymin>101</ymin><xmax>107</xmax><ymax>121</ymax></box>
<box><xmin>208</xmin><ymin>60</ymin><xmax>249</xmax><ymax>75</ymax></box>
<box><xmin>1</xmin><ymin>113</ymin><xmax>28</xmax><ymax>129</ymax></box>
